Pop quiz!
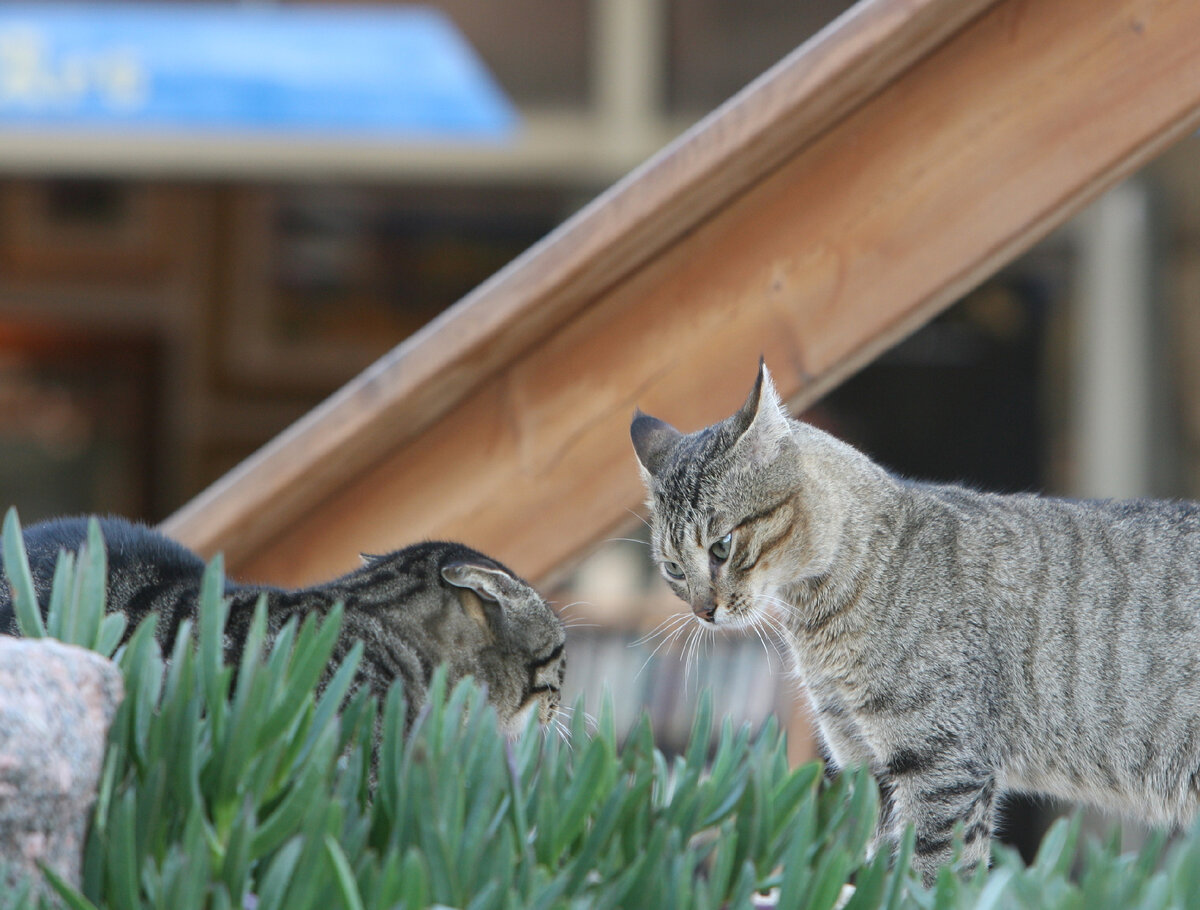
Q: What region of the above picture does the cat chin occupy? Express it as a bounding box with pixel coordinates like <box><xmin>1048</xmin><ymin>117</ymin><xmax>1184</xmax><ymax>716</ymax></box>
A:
<box><xmin>502</xmin><ymin>701</ymin><xmax>539</xmax><ymax>737</ymax></box>
<box><xmin>500</xmin><ymin>699</ymin><xmax>561</xmax><ymax>739</ymax></box>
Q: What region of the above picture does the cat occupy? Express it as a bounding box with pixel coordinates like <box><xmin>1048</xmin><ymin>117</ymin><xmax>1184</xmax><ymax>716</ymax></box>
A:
<box><xmin>631</xmin><ymin>360</ymin><xmax>1200</xmax><ymax>884</ymax></box>
<box><xmin>0</xmin><ymin>516</ymin><xmax>566</xmax><ymax>738</ymax></box>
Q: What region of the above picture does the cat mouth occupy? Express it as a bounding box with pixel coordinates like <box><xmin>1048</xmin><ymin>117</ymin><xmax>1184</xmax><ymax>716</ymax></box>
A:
<box><xmin>709</xmin><ymin>596</ymin><xmax>788</xmax><ymax>636</ymax></box>
<box><xmin>708</xmin><ymin>604</ymin><xmax>758</xmax><ymax>631</ymax></box>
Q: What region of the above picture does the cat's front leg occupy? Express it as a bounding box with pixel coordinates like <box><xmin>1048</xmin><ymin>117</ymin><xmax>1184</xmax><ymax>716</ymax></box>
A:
<box><xmin>883</xmin><ymin>748</ymin><xmax>996</xmax><ymax>886</ymax></box>
<box><xmin>810</xmin><ymin>696</ymin><xmax>897</xmax><ymax>860</ymax></box>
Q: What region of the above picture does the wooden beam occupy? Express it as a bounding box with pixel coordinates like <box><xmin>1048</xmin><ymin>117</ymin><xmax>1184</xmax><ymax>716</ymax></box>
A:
<box><xmin>163</xmin><ymin>0</ymin><xmax>1200</xmax><ymax>586</ymax></box>
<box><xmin>160</xmin><ymin>0</ymin><xmax>997</xmax><ymax>571</ymax></box>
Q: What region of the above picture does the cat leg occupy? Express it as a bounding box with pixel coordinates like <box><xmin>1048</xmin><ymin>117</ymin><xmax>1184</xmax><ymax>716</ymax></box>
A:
<box><xmin>873</xmin><ymin>772</ymin><xmax>899</xmax><ymax>858</ymax></box>
<box><xmin>811</xmin><ymin>693</ymin><xmax>875</xmax><ymax>771</ymax></box>
<box><xmin>818</xmin><ymin>735</ymin><xmax>897</xmax><ymax>863</ymax></box>
<box><xmin>884</xmin><ymin>749</ymin><xmax>996</xmax><ymax>886</ymax></box>
<box><xmin>810</xmin><ymin>698</ymin><xmax>895</xmax><ymax>857</ymax></box>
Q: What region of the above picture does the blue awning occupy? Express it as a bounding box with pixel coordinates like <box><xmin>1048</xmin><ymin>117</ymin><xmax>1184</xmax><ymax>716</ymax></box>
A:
<box><xmin>0</xmin><ymin>3</ymin><xmax>516</xmax><ymax>139</ymax></box>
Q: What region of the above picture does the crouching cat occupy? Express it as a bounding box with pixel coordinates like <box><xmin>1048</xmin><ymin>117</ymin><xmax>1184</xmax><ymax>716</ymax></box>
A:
<box><xmin>631</xmin><ymin>360</ymin><xmax>1200</xmax><ymax>884</ymax></box>
<box><xmin>0</xmin><ymin>517</ymin><xmax>566</xmax><ymax>737</ymax></box>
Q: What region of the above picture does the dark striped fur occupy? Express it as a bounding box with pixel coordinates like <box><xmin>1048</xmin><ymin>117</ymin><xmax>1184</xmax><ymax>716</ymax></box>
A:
<box><xmin>633</xmin><ymin>362</ymin><xmax>1200</xmax><ymax>885</ymax></box>
<box><xmin>0</xmin><ymin>517</ymin><xmax>565</xmax><ymax>736</ymax></box>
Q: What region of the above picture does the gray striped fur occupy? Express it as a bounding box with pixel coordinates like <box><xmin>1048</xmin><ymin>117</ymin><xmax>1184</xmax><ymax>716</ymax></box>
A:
<box><xmin>632</xmin><ymin>361</ymin><xmax>1200</xmax><ymax>884</ymax></box>
<box><xmin>0</xmin><ymin>517</ymin><xmax>565</xmax><ymax>737</ymax></box>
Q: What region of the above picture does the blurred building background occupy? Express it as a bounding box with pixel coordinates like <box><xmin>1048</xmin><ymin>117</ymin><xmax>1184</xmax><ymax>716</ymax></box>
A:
<box><xmin>1</xmin><ymin>0</ymin><xmax>1197</xmax><ymax>858</ymax></box>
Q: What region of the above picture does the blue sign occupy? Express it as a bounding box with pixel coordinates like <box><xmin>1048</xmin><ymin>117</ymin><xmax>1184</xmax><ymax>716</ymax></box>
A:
<box><xmin>0</xmin><ymin>3</ymin><xmax>516</xmax><ymax>138</ymax></box>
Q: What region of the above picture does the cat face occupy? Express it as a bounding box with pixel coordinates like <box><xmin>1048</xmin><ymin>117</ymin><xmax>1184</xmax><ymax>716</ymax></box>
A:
<box><xmin>631</xmin><ymin>362</ymin><xmax>802</xmax><ymax>629</ymax></box>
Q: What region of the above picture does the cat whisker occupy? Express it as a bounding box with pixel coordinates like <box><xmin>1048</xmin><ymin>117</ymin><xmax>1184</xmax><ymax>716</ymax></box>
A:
<box><xmin>743</xmin><ymin>600</ymin><xmax>789</xmax><ymax>665</ymax></box>
<box><xmin>556</xmin><ymin>702</ymin><xmax>593</xmax><ymax>723</ymax></box>
<box><xmin>637</xmin><ymin>622</ymin><xmax>691</xmax><ymax>662</ymax></box>
<box><xmin>769</xmin><ymin>626</ymin><xmax>792</xmax><ymax>655</ymax></box>
<box><xmin>751</xmin><ymin>597</ymin><xmax>787</xmax><ymax>624</ymax></box>
<box><xmin>552</xmin><ymin>600</ymin><xmax>595</xmax><ymax>616</ymax></box>
<box><xmin>558</xmin><ymin>704</ymin><xmax>600</xmax><ymax>733</ymax></box>
<box><xmin>605</xmin><ymin>537</ymin><xmax>651</xmax><ymax>547</ymax></box>
<box><xmin>764</xmin><ymin>630</ymin><xmax>789</xmax><ymax>665</ymax></box>
<box><xmin>634</xmin><ymin>614</ymin><xmax>694</xmax><ymax>680</ymax></box>
<box><xmin>555</xmin><ymin>703</ymin><xmax>577</xmax><ymax>731</ymax></box>
<box><xmin>625</xmin><ymin>508</ymin><xmax>652</xmax><ymax>531</ymax></box>
<box><xmin>631</xmin><ymin>611</ymin><xmax>691</xmax><ymax>647</ymax></box>
<box><xmin>631</xmin><ymin>614</ymin><xmax>683</xmax><ymax>646</ymax></box>
<box><xmin>555</xmin><ymin>601</ymin><xmax>601</xmax><ymax>631</ymax></box>
<box><xmin>552</xmin><ymin>716</ymin><xmax>572</xmax><ymax>746</ymax></box>
<box><xmin>681</xmin><ymin>626</ymin><xmax>697</xmax><ymax>688</ymax></box>
<box><xmin>755</xmin><ymin>595</ymin><xmax>789</xmax><ymax>611</ymax></box>
<box><xmin>631</xmin><ymin>625</ymin><xmax>694</xmax><ymax>680</ymax></box>
<box><xmin>750</xmin><ymin>623</ymin><xmax>774</xmax><ymax>669</ymax></box>
<box><xmin>540</xmin><ymin>718</ymin><xmax>571</xmax><ymax>753</ymax></box>
<box><xmin>560</xmin><ymin>619</ymin><xmax>600</xmax><ymax>631</ymax></box>
<box><xmin>753</xmin><ymin>608</ymin><xmax>792</xmax><ymax>656</ymax></box>
<box><xmin>754</xmin><ymin>599</ymin><xmax>798</xmax><ymax>643</ymax></box>
<box><xmin>683</xmin><ymin>623</ymin><xmax>710</xmax><ymax>691</ymax></box>
<box><xmin>752</xmin><ymin>593</ymin><xmax>794</xmax><ymax>619</ymax></box>
<box><xmin>658</xmin><ymin>618</ymin><xmax>694</xmax><ymax>657</ymax></box>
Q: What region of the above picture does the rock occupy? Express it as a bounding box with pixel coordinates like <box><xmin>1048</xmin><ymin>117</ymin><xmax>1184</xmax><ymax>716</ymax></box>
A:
<box><xmin>0</xmin><ymin>638</ymin><xmax>124</xmax><ymax>898</ymax></box>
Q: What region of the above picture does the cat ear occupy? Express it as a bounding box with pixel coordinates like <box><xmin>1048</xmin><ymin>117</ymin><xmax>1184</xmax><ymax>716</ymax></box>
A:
<box><xmin>729</xmin><ymin>359</ymin><xmax>768</xmax><ymax>438</ymax></box>
<box><xmin>359</xmin><ymin>553</ymin><xmax>383</xmax><ymax>566</ymax></box>
<box><xmin>441</xmin><ymin>561</ymin><xmax>520</xmax><ymax>605</ymax></box>
<box><xmin>729</xmin><ymin>359</ymin><xmax>791</xmax><ymax>465</ymax></box>
<box><xmin>630</xmin><ymin>410</ymin><xmax>682</xmax><ymax>478</ymax></box>
<box><xmin>442</xmin><ymin>561</ymin><xmax>517</xmax><ymax>634</ymax></box>
<box><xmin>451</xmin><ymin>585</ymin><xmax>494</xmax><ymax>634</ymax></box>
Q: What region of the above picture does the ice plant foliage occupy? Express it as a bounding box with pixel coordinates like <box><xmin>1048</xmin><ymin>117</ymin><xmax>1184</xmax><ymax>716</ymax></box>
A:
<box><xmin>1</xmin><ymin>508</ymin><xmax>1197</xmax><ymax>909</ymax></box>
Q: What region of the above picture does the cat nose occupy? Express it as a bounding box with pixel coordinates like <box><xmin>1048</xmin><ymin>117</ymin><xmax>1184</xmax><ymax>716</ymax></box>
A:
<box><xmin>693</xmin><ymin>598</ymin><xmax>716</xmax><ymax>623</ymax></box>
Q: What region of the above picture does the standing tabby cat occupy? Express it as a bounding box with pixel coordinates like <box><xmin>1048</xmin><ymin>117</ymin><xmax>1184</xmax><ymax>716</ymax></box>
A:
<box><xmin>0</xmin><ymin>517</ymin><xmax>565</xmax><ymax>736</ymax></box>
<box><xmin>631</xmin><ymin>361</ymin><xmax>1200</xmax><ymax>884</ymax></box>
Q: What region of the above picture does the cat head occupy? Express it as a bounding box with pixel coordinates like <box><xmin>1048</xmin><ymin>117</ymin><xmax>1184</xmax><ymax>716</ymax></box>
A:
<box><xmin>438</xmin><ymin>550</ymin><xmax>566</xmax><ymax>735</ymax></box>
<box><xmin>630</xmin><ymin>361</ymin><xmax>803</xmax><ymax>629</ymax></box>
<box><xmin>358</xmin><ymin>542</ymin><xmax>565</xmax><ymax>736</ymax></box>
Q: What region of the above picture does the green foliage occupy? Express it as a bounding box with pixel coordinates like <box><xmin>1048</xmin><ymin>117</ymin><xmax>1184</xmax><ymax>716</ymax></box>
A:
<box><xmin>7</xmin><ymin>506</ymin><xmax>1200</xmax><ymax>909</ymax></box>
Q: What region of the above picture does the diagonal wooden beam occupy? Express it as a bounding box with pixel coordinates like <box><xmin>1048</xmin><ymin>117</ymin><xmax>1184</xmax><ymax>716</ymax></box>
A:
<box><xmin>163</xmin><ymin>0</ymin><xmax>1200</xmax><ymax>586</ymax></box>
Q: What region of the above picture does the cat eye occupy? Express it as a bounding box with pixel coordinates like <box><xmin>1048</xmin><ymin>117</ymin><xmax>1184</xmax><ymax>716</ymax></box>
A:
<box><xmin>710</xmin><ymin>533</ymin><xmax>732</xmax><ymax>562</ymax></box>
<box><xmin>663</xmin><ymin>561</ymin><xmax>685</xmax><ymax>580</ymax></box>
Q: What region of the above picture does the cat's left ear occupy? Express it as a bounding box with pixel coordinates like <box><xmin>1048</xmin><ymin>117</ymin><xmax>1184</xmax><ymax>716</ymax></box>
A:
<box><xmin>729</xmin><ymin>359</ymin><xmax>791</xmax><ymax>465</ymax></box>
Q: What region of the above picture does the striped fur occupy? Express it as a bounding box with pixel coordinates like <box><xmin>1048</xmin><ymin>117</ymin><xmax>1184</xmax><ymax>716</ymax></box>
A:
<box><xmin>633</xmin><ymin>361</ymin><xmax>1200</xmax><ymax>884</ymax></box>
<box><xmin>0</xmin><ymin>517</ymin><xmax>565</xmax><ymax>737</ymax></box>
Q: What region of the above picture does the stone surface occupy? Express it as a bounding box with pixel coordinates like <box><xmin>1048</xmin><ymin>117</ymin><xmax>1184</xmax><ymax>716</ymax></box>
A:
<box><xmin>0</xmin><ymin>638</ymin><xmax>124</xmax><ymax>897</ymax></box>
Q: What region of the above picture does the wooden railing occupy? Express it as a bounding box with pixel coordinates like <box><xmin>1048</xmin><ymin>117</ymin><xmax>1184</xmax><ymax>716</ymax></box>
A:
<box><xmin>162</xmin><ymin>0</ymin><xmax>1200</xmax><ymax>585</ymax></box>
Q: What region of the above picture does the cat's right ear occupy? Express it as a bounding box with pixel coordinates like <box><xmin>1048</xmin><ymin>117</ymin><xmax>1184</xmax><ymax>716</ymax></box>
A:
<box><xmin>441</xmin><ymin>561</ymin><xmax>519</xmax><ymax>633</ymax></box>
<box><xmin>630</xmin><ymin>410</ymin><xmax>681</xmax><ymax>478</ymax></box>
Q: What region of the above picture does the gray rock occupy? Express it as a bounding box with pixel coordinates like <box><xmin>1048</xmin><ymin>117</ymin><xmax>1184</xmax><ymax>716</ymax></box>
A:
<box><xmin>0</xmin><ymin>638</ymin><xmax>124</xmax><ymax>898</ymax></box>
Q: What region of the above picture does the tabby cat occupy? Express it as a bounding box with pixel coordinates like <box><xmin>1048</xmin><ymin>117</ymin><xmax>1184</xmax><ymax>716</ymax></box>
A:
<box><xmin>632</xmin><ymin>360</ymin><xmax>1200</xmax><ymax>884</ymax></box>
<box><xmin>0</xmin><ymin>517</ymin><xmax>566</xmax><ymax>736</ymax></box>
